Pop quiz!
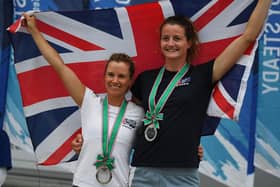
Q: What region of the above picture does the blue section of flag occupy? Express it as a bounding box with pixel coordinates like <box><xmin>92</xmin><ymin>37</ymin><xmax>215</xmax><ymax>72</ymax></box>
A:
<box><xmin>229</xmin><ymin>0</ymin><xmax>257</xmax><ymax>26</ymax></box>
<box><xmin>60</xmin><ymin>10</ymin><xmax>123</xmax><ymax>38</ymax></box>
<box><xmin>27</xmin><ymin>106</ymin><xmax>78</xmax><ymax>149</ymax></box>
<box><xmin>238</xmin><ymin>58</ymin><xmax>258</xmax><ymax>174</ymax></box>
<box><xmin>13</xmin><ymin>33</ymin><xmax>71</xmax><ymax>63</ymax></box>
<box><xmin>201</xmin><ymin>116</ymin><xmax>220</xmax><ymax>136</ymax></box>
<box><xmin>170</xmin><ymin>0</ymin><xmax>210</xmax><ymax>17</ymax></box>
<box><xmin>221</xmin><ymin>64</ymin><xmax>245</xmax><ymax>101</ymax></box>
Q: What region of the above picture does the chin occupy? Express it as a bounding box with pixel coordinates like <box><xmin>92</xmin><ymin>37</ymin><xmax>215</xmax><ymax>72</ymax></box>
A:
<box><xmin>165</xmin><ymin>55</ymin><xmax>181</xmax><ymax>60</ymax></box>
<box><xmin>108</xmin><ymin>91</ymin><xmax>124</xmax><ymax>97</ymax></box>
<box><xmin>163</xmin><ymin>52</ymin><xmax>179</xmax><ymax>58</ymax></box>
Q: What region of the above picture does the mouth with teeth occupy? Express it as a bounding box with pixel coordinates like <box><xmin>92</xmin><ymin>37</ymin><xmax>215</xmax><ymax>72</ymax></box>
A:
<box><xmin>109</xmin><ymin>83</ymin><xmax>121</xmax><ymax>88</ymax></box>
<box><xmin>164</xmin><ymin>47</ymin><xmax>178</xmax><ymax>52</ymax></box>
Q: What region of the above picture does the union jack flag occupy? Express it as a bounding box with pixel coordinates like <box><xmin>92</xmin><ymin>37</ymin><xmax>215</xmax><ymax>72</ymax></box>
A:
<box><xmin>9</xmin><ymin>0</ymin><xmax>258</xmax><ymax>165</ymax></box>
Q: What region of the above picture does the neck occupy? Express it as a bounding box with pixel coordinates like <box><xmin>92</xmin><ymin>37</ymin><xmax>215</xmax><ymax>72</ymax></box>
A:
<box><xmin>164</xmin><ymin>59</ymin><xmax>187</xmax><ymax>72</ymax></box>
<box><xmin>107</xmin><ymin>95</ymin><xmax>125</xmax><ymax>107</ymax></box>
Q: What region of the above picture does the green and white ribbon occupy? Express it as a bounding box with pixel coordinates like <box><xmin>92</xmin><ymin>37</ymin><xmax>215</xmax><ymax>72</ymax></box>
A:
<box><xmin>144</xmin><ymin>63</ymin><xmax>189</xmax><ymax>129</ymax></box>
<box><xmin>94</xmin><ymin>96</ymin><xmax>127</xmax><ymax>170</ymax></box>
<box><xmin>95</xmin><ymin>154</ymin><xmax>115</xmax><ymax>170</ymax></box>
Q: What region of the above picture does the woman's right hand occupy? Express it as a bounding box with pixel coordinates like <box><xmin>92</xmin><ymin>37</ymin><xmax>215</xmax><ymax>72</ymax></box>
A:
<box><xmin>22</xmin><ymin>13</ymin><xmax>38</xmax><ymax>33</ymax></box>
<box><xmin>71</xmin><ymin>133</ymin><xmax>83</xmax><ymax>154</ymax></box>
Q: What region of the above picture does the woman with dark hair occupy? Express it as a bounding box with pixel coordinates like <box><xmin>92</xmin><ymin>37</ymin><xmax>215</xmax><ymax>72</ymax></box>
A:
<box><xmin>129</xmin><ymin>1</ymin><xmax>271</xmax><ymax>186</ymax></box>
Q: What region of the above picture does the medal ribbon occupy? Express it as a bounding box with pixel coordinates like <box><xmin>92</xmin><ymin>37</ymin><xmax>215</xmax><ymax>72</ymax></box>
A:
<box><xmin>144</xmin><ymin>64</ymin><xmax>189</xmax><ymax>129</ymax></box>
<box><xmin>95</xmin><ymin>96</ymin><xmax>127</xmax><ymax>170</ymax></box>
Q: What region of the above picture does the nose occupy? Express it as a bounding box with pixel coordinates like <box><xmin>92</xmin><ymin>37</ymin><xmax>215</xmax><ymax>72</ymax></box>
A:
<box><xmin>167</xmin><ymin>38</ymin><xmax>175</xmax><ymax>46</ymax></box>
<box><xmin>110</xmin><ymin>76</ymin><xmax>121</xmax><ymax>87</ymax></box>
<box><xmin>111</xmin><ymin>76</ymin><xmax>119</xmax><ymax>83</ymax></box>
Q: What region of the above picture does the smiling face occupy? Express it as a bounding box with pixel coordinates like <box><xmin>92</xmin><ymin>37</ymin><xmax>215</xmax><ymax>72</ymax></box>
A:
<box><xmin>159</xmin><ymin>16</ymin><xmax>199</xmax><ymax>66</ymax></box>
<box><xmin>104</xmin><ymin>61</ymin><xmax>132</xmax><ymax>102</ymax></box>
<box><xmin>160</xmin><ymin>24</ymin><xmax>191</xmax><ymax>63</ymax></box>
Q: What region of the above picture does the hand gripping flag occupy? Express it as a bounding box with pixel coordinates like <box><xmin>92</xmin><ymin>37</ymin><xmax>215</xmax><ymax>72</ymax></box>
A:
<box><xmin>8</xmin><ymin>0</ymin><xmax>260</xmax><ymax>165</ymax></box>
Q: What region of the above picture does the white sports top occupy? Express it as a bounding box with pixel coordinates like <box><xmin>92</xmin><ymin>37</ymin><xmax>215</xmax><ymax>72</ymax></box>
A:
<box><xmin>73</xmin><ymin>88</ymin><xmax>144</xmax><ymax>187</ymax></box>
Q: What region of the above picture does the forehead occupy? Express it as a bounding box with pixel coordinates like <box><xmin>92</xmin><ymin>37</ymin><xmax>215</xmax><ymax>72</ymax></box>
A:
<box><xmin>106</xmin><ymin>61</ymin><xmax>130</xmax><ymax>72</ymax></box>
<box><xmin>161</xmin><ymin>24</ymin><xmax>185</xmax><ymax>35</ymax></box>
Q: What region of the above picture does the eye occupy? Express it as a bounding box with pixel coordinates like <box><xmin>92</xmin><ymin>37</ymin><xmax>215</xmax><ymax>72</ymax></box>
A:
<box><xmin>118</xmin><ymin>73</ymin><xmax>128</xmax><ymax>79</ymax></box>
<box><xmin>161</xmin><ymin>35</ymin><xmax>169</xmax><ymax>41</ymax></box>
<box><xmin>173</xmin><ymin>36</ymin><xmax>181</xmax><ymax>41</ymax></box>
<box><xmin>107</xmin><ymin>72</ymin><xmax>114</xmax><ymax>77</ymax></box>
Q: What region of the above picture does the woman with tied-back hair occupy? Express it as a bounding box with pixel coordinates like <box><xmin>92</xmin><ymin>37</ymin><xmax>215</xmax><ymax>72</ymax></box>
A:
<box><xmin>129</xmin><ymin>1</ymin><xmax>271</xmax><ymax>187</ymax></box>
<box><xmin>23</xmin><ymin>13</ymin><xmax>144</xmax><ymax>186</ymax></box>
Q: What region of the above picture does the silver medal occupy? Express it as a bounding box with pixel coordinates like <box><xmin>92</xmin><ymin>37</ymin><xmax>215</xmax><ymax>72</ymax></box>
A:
<box><xmin>96</xmin><ymin>165</ymin><xmax>112</xmax><ymax>184</ymax></box>
<box><xmin>144</xmin><ymin>124</ymin><xmax>157</xmax><ymax>142</ymax></box>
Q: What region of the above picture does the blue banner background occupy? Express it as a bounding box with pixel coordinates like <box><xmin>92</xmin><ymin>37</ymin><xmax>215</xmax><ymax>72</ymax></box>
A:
<box><xmin>256</xmin><ymin>0</ymin><xmax>280</xmax><ymax>177</ymax></box>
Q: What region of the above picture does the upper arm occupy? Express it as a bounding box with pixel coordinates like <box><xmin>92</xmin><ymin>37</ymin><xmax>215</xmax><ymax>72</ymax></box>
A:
<box><xmin>28</xmin><ymin>24</ymin><xmax>86</xmax><ymax>106</ymax></box>
<box><xmin>57</xmin><ymin>64</ymin><xmax>85</xmax><ymax>107</ymax></box>
<box><xmin>212</xmin><ymin>35</ymin><xmax>252</xmax><ymax>82</ymax></box>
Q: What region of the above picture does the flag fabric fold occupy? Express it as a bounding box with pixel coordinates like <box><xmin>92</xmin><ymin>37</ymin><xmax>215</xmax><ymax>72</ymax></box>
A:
<box><xmin>6</xmin><ymin>11</ymin><xmax>38</xmax><ymax>34</ymax></box>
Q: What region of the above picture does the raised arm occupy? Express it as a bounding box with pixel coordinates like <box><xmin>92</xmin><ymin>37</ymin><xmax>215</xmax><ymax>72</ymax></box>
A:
<box><xmin>23</xmin><ymin>13</ymin><xmax>85</xmax><ymax>106</ymax></box>
<box><xmin>212</xmin><ymin>0</ymin><xmax>271</xmax><ymax>82</ymax></box>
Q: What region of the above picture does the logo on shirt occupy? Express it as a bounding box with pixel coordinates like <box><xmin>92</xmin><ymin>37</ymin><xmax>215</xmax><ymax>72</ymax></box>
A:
<box><xmin>177</xmin><ymin>77</ymin><xmax>191</xmax><ymax>87</ymax></box>
<box><xmin>122</xmin><ymin>118</ymin><xmax>137</xmax><ymax>129</ymax></box>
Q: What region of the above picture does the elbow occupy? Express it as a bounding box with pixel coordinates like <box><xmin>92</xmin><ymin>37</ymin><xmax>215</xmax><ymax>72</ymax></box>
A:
<box><xmin>242</xmin><ymin>31</ymin><xmax>258</xmax><ymax>45</ymax></box>
<box><xmin>243</xmin><ymin>27</ymin><xmax>261</xmax><ymax>43</ymax></box>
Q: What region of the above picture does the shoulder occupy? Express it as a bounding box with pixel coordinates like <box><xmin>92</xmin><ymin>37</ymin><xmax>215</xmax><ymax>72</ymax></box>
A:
<box><xmin>137</xmin><ymin>68</ymin><xmax>161</xmax><ymax>78</ymax></box>
<box><xmin>133</xmin><ymin>68</ymin><xmax>161</xmax><ymax>87</ymax></box>
<box><xmin>191</xmin><ymin>59</ymin><xmax>215</xmax><ymax>78</ymax></box>
<box><xmin>81</xmin><ymin>87</ymin><xmax>101</xmax><ymax>108</ymax></box>
<box><xmin>84</xmin><ymin>87</ymin><xmax>95</xmax><ymax>96</ymax></box>
<box><xmin>127</xmin><ymin>101</ymin><xmax>145</xmax><ymax>117</ymax></box>
<box><xmin>192</xmin><ymin>59</ymin><xmax>214</xmax><ymax>71</ymax></box>
<box><xmin>190</xmin><ymin>59</ymin><xmax>215</xmax><ymax>86</ymax></box>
